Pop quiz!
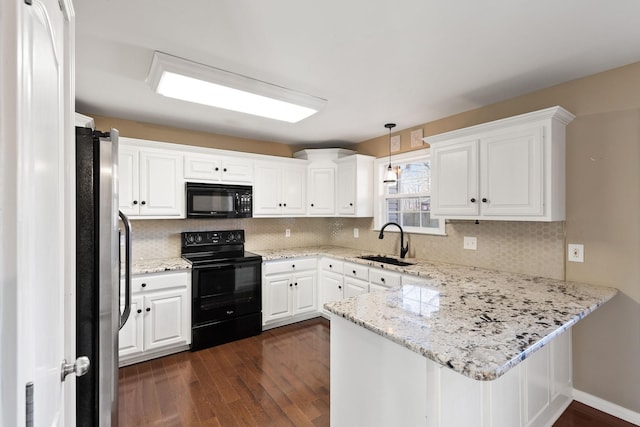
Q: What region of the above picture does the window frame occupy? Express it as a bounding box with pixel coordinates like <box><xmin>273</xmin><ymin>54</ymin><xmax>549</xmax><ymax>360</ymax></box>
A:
<box><xmin>373</xmin><ymin>148</ymin><xmax>446</xmax><ymax>236</ymax></box>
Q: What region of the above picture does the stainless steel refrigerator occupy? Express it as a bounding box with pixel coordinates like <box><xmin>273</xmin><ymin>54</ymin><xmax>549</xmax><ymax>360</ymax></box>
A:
<box><xmin>76</xmin><ymin>126</ymin><xmax>132</xmax><ymax>426</ymax></box>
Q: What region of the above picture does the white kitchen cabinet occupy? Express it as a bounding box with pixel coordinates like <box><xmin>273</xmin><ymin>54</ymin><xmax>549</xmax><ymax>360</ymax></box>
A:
<box><xmin>119</xmin><ymin>270</ymin><xmax>191</xmax><ymax>366</ymax></box>
<box><xmin>119</xmin><ymin>140</ymin><xmax>184</xmax><ymax>218</ymax></box>
<box><xmin>369</xmin><ymin>268</ymin><xmax>401</xmax><ymax>292</ymax></box>
<box><xmin>254</xmin><ymin>161</ymin><xmax>307</xmax><ymax>216</ymax></box>
<box><xmin>343</xmin><ymin>262</ymin><xmax>369</xmax><ymax>297</ymax></box>
<box><xmin>336</xmin><ymin>154</ymin><xmax>374</xmax><ymax>216</ymax></box>
<box><xmin>184</xmin><ymin>154</ymin><xmax>253</xmax><ymax>183</ymax></box>
<box><xmin>262</xmin><ymin>258</ymin><xmax>318</xmax><ymax>328</ymax></box>
<box><xmin>307</xmin><ymin>166</ymin><xmax>336</xmax><ymax>215</ymax></box>
<box><xmin>318</xmin><ymin>258</ymin><xmax>345</xmax><ymax>315</ymax></box>
<box><xmin>425</xmin><ymin>106</ymin><xmax>574</xmax><ymax>221</ymax></box>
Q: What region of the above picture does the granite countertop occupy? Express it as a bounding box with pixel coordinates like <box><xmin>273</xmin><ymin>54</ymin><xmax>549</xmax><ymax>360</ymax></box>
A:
<box><xmin>131</xmin><ymin>257</ymin><xmax>192</xmax><ymax>275</ymax></box>
<box><xmin>253</xmin><ymin>246</ymin><xmax>618</xmax><ymax>381</ymax></box>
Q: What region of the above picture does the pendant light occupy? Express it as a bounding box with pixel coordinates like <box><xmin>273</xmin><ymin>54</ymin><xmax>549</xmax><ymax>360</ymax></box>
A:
<box><xmin>383</xmin><ymin>123</ymin><xmax>397</xmax><ymax>184</ymax></box>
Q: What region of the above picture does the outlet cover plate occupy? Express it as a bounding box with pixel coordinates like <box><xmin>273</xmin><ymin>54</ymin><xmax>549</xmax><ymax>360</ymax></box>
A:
<box><xmin>463</xmin><ymin>236</ymin><xmax>477</xmax><ymax>250</ymax></box>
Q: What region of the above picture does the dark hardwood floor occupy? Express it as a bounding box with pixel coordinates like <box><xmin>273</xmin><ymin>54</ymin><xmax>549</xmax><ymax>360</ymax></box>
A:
<box><xmin>119</xmin><ymin>318</ymin><xmax>634</xmax><ymax>426</ymax></box>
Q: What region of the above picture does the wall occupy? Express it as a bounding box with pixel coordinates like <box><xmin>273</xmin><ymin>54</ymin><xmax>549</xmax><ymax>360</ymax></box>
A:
<box><xmin>354</xmin><ymin>61</ymin><xmax>640</xmax><ymax>414</ymax></box>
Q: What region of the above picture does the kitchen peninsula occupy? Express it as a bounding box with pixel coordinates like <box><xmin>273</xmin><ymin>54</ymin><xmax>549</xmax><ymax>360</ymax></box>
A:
<box><xmin>255</xmin><ymin>246</ymin><xmax>617</xmax><ymax>427</ymax></box>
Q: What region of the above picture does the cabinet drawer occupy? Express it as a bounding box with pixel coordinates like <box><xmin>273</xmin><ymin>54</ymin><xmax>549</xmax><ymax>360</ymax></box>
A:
<box><xmin>320</xmin><ymin>258</ymin><xmax>343</xmax><ymax>273</ymax></box>
<box><xmin>132</xmin><ymin>271</ymin><xmax>189</xmax><ymax>293</ymax></box>
<box><xmin>344</xmin><ymin>262</ymin><xmax>369</xmax><ymax>280</ymax></box>
<box><xmin>370</xmin><ymin>269</ymin><xmax>401</xmax><ymax>288</ymax></box>
<box><xmin>263</xmin><ymin>258</ymin><xmax>317</xmax><ymax>276</ymax></box>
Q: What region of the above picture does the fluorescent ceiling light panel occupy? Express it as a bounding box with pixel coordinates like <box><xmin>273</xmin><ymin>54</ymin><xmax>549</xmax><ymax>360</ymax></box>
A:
<box><xmin>147</xmin><ymin>51</ymin><xmax>326</xmax><ymax>123</ymax></box>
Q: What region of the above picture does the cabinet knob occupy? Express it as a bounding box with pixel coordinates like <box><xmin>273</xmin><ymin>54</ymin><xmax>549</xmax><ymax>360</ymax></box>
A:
<box><xmin>215</xmin><ymin>167</ymin><xmax>219</xmax><ymax>171</ymax></box>
<box><xmin>141</xmin><ymin>201</ymin><xmax>146</xmax><ymax>205</ymax></box>
<box><xmin>338</xmin><ymin>285</ymin><xmax>342</xmax><ymax>290</ymax></box>
<box><xmin>470</xmin><ymin>198</ymin><xmax>476</xmax><ymax>203</ymax></box>
<box><xmin>311</xmin><ymin>203</ymin><xmax>314</xmax><ymax>207</ymax></box>
<box><xmin>352</xmin><ymin>270</ymin><xmax>356</xmax><ymax>275</ymax></box>
<box><xmin>283</xmin><ymin>203</ymin><xmax>287</xmax><ymax>207</ymax></box>
<box><xmin>279</xmin><ymin>203</ymin><xmax>282</xmax><ymax>207</ymax></box>
<box><xmin>292</xmin><ymin>264</ymin><xmax>295</xmax><ymax>269</ymax></box>
<box><xmin>482</xmin><ymin>198</ymin><xmax>488</xmax><ymax>203</ymax></box>
<box><xmin>289</xmin><ymin>283</ymin><xmax>293</xmax><ymax>287</ymax></box>
<box><xmin>137</xmin><ymin>309</ymin><xmax>142</xmax><ymax>314</ymax></box>
<box><xmin>133</xmin><ymin>200</ymin><xmax>138</xmax><ymax>205</ymax></box>
<box><xmin>349</xmin><ymin>203</ymin><xmax>353</xmax><ymax>206</ymax></box>
<box><xmin>294</xmin><ymin>282</ymin><xmax>298</xmax><ymax>286</ymax></box>
<box><xmin>381</xmin><ymin>278</ymin><xmax>385</xmax><ymax>282</ymax></box>
<box><xmin>141</xmin><ymin>283</ymin><xmax>146</xmax><ymax>288</ymax></box>
<box><xmin>223</xmin><ymin>168</ymin><xmax>227</xmax><ymax>172</ymax></box>
<box><xmin>329</xmin><ymin>264</ymin><xmax>332</xmax><ymax>268</ymax></box>
<box><xmin>145</xmin><ymin>307</ymin><xmax>151</xmax><ymax>312</ymax></box>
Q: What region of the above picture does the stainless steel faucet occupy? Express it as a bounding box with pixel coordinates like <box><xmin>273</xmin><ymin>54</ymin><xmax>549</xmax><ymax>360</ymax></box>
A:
<box><xmin>378</xmin><ymin>222</ymin><xmax>409</xmax><ymax>259</ymax></box>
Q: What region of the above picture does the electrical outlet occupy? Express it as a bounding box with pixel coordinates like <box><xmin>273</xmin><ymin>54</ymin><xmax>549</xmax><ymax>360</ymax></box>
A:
<box><xmin>463</xmin><ymin>236</ymin><xmax>477</xmax><ymax>250</ymax></box>
<box><xmin>568</xmin><ymin>244</ymin><xmax>584</xmax><ymax>262</ymax></box>
<box><xmin>353</xmin><ymin>228</ymin><xmax>359</xmax><ymax>238</ymax></box>
<box><xmin>285</xmin><ymin>229</ymin><xmax>291</xmax><ymax>238</ymax></box>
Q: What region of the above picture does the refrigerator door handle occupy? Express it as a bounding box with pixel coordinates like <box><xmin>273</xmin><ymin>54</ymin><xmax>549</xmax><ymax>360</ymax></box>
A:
<box><xmin>119</xmin><ymin>210</ymin><xmax>132</xmax><ymax>329</ymax></box>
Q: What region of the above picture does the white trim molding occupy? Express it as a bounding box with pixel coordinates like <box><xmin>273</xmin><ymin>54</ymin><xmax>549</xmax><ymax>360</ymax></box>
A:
<box><xmin>573</xmin><ymin>388</ymin><xmax>640</xmax><ymax>425</ymax></box>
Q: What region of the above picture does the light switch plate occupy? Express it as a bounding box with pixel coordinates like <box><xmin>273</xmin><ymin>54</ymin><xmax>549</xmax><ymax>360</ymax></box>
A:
<box><xmin>568</xmin><ymin>244</ymin><xmax>584</xmax><ymax>262</ymax></box>
<box><xmin>353</xmin><ymin>228</ymin><xmax>359</xmax><ymax>238</ymax></box>
<box><xmin>285</xmin><ymin>229</ymin><xmax>291</xmax><ymax>238</ymax></box>
<box><xmin>463</xmin><ymin>236</ymin><xmax>477</xmax><ymax>250</ymax></box>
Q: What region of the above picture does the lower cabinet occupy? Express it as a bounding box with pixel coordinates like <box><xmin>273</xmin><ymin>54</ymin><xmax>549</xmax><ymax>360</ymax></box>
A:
<box><xmin>262</xmin><ymin>258</ymin><xmax>318</xmax><ymax>328</ymax></box>
<box><xmin>119</xmin><ymin>270</ymin><xmax>191</xmax><ymax>366</ymax></box>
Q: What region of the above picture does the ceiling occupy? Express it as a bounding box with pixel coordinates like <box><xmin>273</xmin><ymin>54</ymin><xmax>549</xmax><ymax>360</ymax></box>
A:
<box><xmin>75</xmin><ymin>0</ymin><xmax>640</xmax><ymax>146</ymax></box>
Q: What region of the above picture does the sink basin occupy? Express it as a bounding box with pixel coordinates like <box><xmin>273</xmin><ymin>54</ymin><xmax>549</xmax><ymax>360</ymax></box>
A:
<box><xmin>358</xmin><ymin>255</ymin><xmax>414</xmax><ymax>267</ymax></box>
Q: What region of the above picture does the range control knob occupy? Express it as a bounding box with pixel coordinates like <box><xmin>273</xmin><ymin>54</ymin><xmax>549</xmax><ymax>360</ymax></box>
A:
<box><xmin>195</xmin><ymin>234</ymin><xmax>202</xmax><ymax>243</ymax></box>
<box><xmin>186</xmin><ymin>235</ymin><xmax>195</xmax><ymax>244</ymax></box>
<box><xmin>235</xmin><ymin>233</ymin><xmax>242</xmax><ymax>241</ymax></box>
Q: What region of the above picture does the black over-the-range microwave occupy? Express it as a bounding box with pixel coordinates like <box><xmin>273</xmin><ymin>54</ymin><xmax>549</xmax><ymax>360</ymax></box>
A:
<box><xmin>186</xmin><ymin>182</ymin><xmax>253</xmax><ymax>218</ymax></box>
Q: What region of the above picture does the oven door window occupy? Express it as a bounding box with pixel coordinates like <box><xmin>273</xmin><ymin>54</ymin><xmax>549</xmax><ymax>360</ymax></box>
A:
<box><xmin>193</xmin><ymin>260</ymin><xmax>261</xmax><ymax>323</ymax></box>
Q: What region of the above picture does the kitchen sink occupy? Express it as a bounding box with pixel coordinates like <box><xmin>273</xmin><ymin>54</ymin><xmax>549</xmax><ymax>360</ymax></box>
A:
<box><xmin>358</xmin><ymin>255</ymin><xmax>414</xmax><ymax>267</ymax></box>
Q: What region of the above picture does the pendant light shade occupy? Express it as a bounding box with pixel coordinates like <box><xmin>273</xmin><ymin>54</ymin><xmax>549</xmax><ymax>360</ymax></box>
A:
<box><xmin>383</xmin><ymin>123</ymin><xmax>397</xmax><ymax>184</ymax></box>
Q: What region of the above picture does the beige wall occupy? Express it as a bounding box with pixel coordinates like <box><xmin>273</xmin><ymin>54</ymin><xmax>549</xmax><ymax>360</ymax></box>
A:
<box><xmin>94</xmin><ymin>61</ymin><xmax>640</xmax><ymax>413</ymax></box>
<box><xmin>90</xmin><ymin>114</ymin><xmax>301</xmax><ymax>158</ymax></box>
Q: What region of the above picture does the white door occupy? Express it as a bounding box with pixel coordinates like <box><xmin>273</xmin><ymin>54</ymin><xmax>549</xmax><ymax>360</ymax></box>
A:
<box><xmin>0</xmin><ymin>0</ymin><xmax>74</xmax><ymax>425</ymax></box>
<box><xmin>139</xmin><ymin>150</ymin><xmax>183</xmax><ymax>216</ymax></box>
<box><xmin>254</xmin><ymin>163</ymin><xmax>282</xmax><ymax>215</ymax></box>
<box><xmin>293</xmin><ymin>274</ymin><xmax>317</xmax><ymax>315</ymax></box>
<box><xmin>282</xmin><ymin>166</ymin><xmax>307</xmax><ymax>215</ymax></box>
<box><xmin>144</xmin><ymin>289</ymin><xmax>188</xmax><ymax>352</ymax></box>
<box><xmin>308</xmin><ymin>167</ymin><xmax>336</xmax><ymax>215</ymax></box>
<box><xmin>118</xmin><ymin>145</ymin><xmax>140</xmax><ymax>215</ymax></box>
<box><xmin>264</xmin><ymin>276</ymin><xmax>292</xmax><ymax>322</ymax></box>
<box><xmin>337</xmin><ymin>160</ymin><xmax>356</xmax><ymax>214</ymax></box>
<box><xmin>431</xmin><ymin>139</ymin><xmax>480</xmax><ymax>216</ymax></box>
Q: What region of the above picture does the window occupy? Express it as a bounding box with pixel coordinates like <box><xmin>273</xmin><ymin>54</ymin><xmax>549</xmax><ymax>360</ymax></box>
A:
<box><xmin>375</xmin><ymin>149</ymin><xmax>445</xmax><ymax>235</ymax></box>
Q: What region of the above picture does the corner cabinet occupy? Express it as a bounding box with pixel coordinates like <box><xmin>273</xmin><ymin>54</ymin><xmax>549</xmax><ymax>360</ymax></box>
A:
<box><xmin>425</xmin><ymin>106</ymin><xmax>575</xmax><ymax>221</ymax></box>
<box><xmin>253</xmin><ymin>160</ymin><xmax>307</xmax><ymax>216</ymax></box>
<box><xmin>119</xmin><ymin>139</ymin><xmax>184</xmax><ymax>218</ymax></box>
<box><xmin>119</xmin><ymin>270</ymin><xmax>191</xmax><ymax>366</ymax></box>
<box><xmin>336</xmin><ymin>154</ymin><xmax>374</xmax><ymax>216</ymax></box>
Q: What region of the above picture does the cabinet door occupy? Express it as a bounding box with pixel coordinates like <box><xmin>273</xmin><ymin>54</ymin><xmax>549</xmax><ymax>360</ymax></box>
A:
<box><xmin>221</xmin><ymin>157</ymin><xmax>253</xmax><ymax>183</ymax></box>
<box><xmin>337</xmin><ymin>160</ymin><xmax>356</xmax><ymax>215</ymax></box>
<box><xmin>344</xmin><ymin>277</ymin><xmax>368</xmax><ymax>298</ymax></box>
<box><xmin>320</xmin><ymin>272</ymin><xmax>344</xmax><ymax>309</ymax></box>
<box><xmin>282</xmin><ymin>166</ymin><xmax>306</xmax><ymax>215</ymax></box>
<box><xmin>431</xmin><ymin>139</ymin><xmax>479</xmax><ymax>217</ymax></box>
<box><xmin>254</xmin><ymin>163</ymin><xmax>282</xmax><ymax>215</ymax></box>
<box><xmin>293</xmin><ymin>273</ymin><xmax>317</xmax><ymax>315</ymax></box>
<box><xmin>118</xmin><ymin>295</ymin><xmax>144</xmax><ymax>358</ymax></box>
<box><xmin>139</xmin><ymin>150</ymin><xmax>183</xmax><ymax>216</ymax></box>
<box><xmin>480</xmin><ymin>126</ymin><xmax>544</xmax><ymax>216</ymax></box>
<box><xmin>263</xmin><ymin>275</ymin><xmax>292</xmax><ymax>323</ymax></box>
<box><xmin>308</xmin><ymin>167</ymin><xmax>335</xmax><ymax>215</ymax></box>
<box><xmin>184</xmin><ymin>154</ymin><xmax>222</xmax><ymax>181</ymax></box>
<box><xmin>144</xmin><ymin>289</ymin><xmax>189</xmax><ymax>352</ymax></box>
<box><xmin>118</xmin><ymin>145</ymin><xmax>140</xmax><ymax>215</ymax></box>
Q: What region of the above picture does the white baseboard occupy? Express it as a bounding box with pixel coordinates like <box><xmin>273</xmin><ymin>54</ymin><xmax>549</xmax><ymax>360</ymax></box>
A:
<box><xmin>573</xmin><ymin>388</ymin><xmax>640</xmax><ymax>426</ymax></box>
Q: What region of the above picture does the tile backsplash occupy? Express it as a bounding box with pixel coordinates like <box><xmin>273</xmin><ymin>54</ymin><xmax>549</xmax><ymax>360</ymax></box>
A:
<box><xmin>130</xmin><ymin>217</ymin><xmax>565</xmax><ymax>280</ymax></box>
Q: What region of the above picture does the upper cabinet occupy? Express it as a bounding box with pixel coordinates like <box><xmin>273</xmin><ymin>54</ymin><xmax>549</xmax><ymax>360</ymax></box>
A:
<box><xmin>184</xmin><ymin>154</ymin><xmax>253</xmax><ymax>184</ymax></box>
<box><xmin>253</xmin><ymin>160</ymin><xmax>307</xmax><ymax>216</ymax></box>
<box><xmin>119</xmin><ymin>139</ymin><xmax>184</xmax><ymax>218</ymax></box>
<box><xmin>425</xmin><ymin>106</ymin><xmax>574</xmax><ymax>221</ymax></box>
<box><xmin>336</xmin><ymin>155</ymin><xmax>374</xmax><ymax>216</ymax></box>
